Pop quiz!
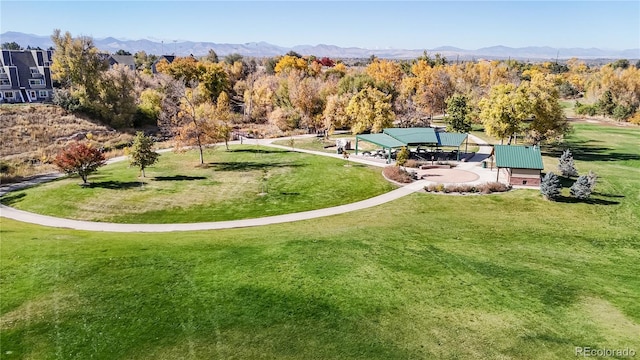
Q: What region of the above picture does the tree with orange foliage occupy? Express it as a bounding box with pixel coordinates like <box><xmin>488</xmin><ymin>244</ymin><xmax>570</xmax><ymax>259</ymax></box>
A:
<box><xmin>404</xmin><ymin>60</ymin><xmax>454</xmax><ymax>120</ymax></box>
<box><xmin>53</xmin><ymin>142</ymin><xmax>106</xmax><ymax>185</ymax></box>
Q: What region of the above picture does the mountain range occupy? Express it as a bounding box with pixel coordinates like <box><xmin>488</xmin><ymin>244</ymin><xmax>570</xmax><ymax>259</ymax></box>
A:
<box><xmin>2</xmin><ymin>31</ymin><xmax>638</xmax><ymax>60</ymax></box>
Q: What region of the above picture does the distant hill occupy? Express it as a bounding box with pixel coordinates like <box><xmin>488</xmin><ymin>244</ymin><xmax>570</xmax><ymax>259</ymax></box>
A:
<box><xmin>2</xmin><ymin>31</ymin><xmax>638</xmax><ymax>60</ymax></box>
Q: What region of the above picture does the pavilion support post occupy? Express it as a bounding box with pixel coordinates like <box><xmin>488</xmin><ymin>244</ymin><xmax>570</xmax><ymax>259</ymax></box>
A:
<box><xmin>465</xmin><ymin>136</ymin><xmax>468</xmax><ymax>154</ymax></box>
<box><xmin>457</xmin><ymin>145</ymin><xmax>460</xmax><ymax>161</ymax></box>
<box><xmin>496</xmin><ymin>167</ymin><xmax>500</xmax><ymax>182</ymax></box>
<box><xmin>355</xmin><ymin>139</ymin><xmax>359</xmax><ymax>155</ymax></box>
<box><xmin>387</xmin><ymin>147</ymin><xmax>391</xmax><ymax>164</ymax></box>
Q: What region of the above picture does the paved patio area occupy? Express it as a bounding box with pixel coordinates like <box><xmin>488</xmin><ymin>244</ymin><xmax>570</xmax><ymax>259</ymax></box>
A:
<box><xmin>415</xmin><ymin>168</ymin><xmax>480</xmax><ymax>183</ymax></box>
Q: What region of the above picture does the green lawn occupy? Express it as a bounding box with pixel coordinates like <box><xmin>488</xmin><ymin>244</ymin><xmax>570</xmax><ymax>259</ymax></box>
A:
<box><xmin>1</xmin><ymin>124</ymin><xmax>639</xmax><ymax>359</ymax></box>
<box><xmin>272</xmin><ymin>137</ymin><xmax>338</xmax><ymax>153</ymax></box>
<box><xmin>1</xmin><ymin>146</ymin><xmax>394</xmax><ymax>223</ymax></box>
<box><xmin>541</xmin><ymin>123</ymin><xmax>640</xmax><ymax>222</ymax></box>
<box><xmin>271</xmin><ymin>137</ymin><xmax>379</xmax><ymax>154</ymax></box>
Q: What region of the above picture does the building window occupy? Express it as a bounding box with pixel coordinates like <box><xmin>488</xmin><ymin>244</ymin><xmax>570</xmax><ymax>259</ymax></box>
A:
<box><xmin>0</xmin><ymin>79</ymin><xmax>9</xmax><ymax>85</ymax></box>
<box><xmin>39</xmin><ymin>90</ymin><xmax>48</xmax><ymax>97</ymax></box>
<box><xmin>522</xmin><ymin>180</ymin><xmax>527</xmax><ymax>185</ymax></box>
<box><xmin>30</xmin><ymin>67</ymin><xmax>40</xmax><ymax>75</ymax></box>
<box><xmin>29</xmin><ymin>90</ymin><xmax>37</xmax><ymax>98</ymax></box>
<box><xmin>4</xmin><ymin>92</ymin><xmax>14</xmax><ymax>98</ymax></box>
<box><xmin>0</xmin><ymin>68</ymin><xmax>6</xmax><ymax>74</ymax></box>
<box><xmin>29</xmin><ymin>79</ymin><xmax>44</xmax><ymax>86</ymax></box>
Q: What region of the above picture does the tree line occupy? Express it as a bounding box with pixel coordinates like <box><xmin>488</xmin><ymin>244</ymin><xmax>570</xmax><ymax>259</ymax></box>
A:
<box><xmin>46</xmin><ymin>30</ymin><xmax>640</xmax><ymax>149</ymax></box>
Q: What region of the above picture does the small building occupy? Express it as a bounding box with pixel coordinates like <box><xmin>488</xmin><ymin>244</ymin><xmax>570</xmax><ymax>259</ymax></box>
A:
<box><xmin>0</xmin><ymin>49</ymin><xmax>55</xmax><ymax>103</ymax></box>
<box><xmin>105</xmin><ymin>54</ymin><xmax>136</xmax><ymax>71</ymax></box>
<box><xmin>151</xmin><ymin>55</ymin><xmax>176</xmax><ymax>74</ymax></box>
<box><xmin>492</xmin><ymin>145</ymin><xmax>544</xmax><ymax>186</ymax></box>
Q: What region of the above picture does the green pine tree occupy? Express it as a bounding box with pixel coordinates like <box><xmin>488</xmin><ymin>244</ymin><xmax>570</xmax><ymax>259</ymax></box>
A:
<box><xmin>570</xmin><ymin>175</ymin><xmax>592</xmax><ymax>200</ymax></box>
<box><xmin>558</xmin><ymin>149</ymin><xmax>578</xmax><ymax>177</ymax></box>
<box><xmin>540</xmin><ymin>171</ymin><xmax>561</xmax><ymax>200</ymax></box>
<box><xmin>129</xmin><ymin>132</ymin><xmax>160</xmax><ymax>177</ymax></box>
<box><xmin>444</xmin><ymin>94</ymin><xmax>472</xmax><ymax>133</ymax></box>
<box><xmin>396</xmin><ymin>146</ymin><xmax>410</xmax><ymax>166</ymax></box>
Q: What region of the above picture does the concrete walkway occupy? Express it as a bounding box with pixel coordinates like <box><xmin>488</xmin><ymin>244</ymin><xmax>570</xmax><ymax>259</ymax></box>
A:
<box><xmin>0</xmin><ymin>132</ymin><xmax>499</xmax><ymax>232</ymax></box>
<box><xmin>449</xmin><ymin>134</ymin><xmax>501</xmax><ymax>184</ymax></box>
<box><xmin>0</xmin><ymin>180</ymin><xmax>428</xmax><ymax>232</ymax></box>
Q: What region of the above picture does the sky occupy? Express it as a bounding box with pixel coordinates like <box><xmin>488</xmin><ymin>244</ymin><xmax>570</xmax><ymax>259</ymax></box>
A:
<box><xmin>1</xmin><ymin>1</ymin><xmax>639</xmax><ymax>50</ymax></box>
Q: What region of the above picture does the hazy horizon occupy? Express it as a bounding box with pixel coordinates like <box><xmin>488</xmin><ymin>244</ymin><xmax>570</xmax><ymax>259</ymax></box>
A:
<box><xmin>1</xmin><ymin>1</ymin><xmax>638</xmax><ymax>51</ymax></box>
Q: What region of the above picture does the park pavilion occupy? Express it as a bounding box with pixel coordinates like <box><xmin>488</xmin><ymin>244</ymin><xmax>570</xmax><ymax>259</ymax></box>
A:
<box><xmin>354</xmin><ymin>128</ymin><xmax>469</xmax><ymax>163</ymax></box>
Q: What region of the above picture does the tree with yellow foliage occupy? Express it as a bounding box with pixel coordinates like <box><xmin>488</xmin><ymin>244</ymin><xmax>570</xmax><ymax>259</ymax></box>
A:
<box><xmin>323</xmin><ymin>93</ymin><xmax>351</xmax><ymax>133</ymax></box>
<box><xmin>366</xmin><ymin>59</ymin><xmax>403</xmax><ymax>89</ymax></box>
<box><xmin>196</xmin><ymin>62</ymin><xmax>229</xmax><ymax>102</ymax></box>
<box><xmin>404</xmin><ymin>60</ymin><xmax>454</xmax><ymax>119</ymax></box>
<box><xmin>274</xmin><ymin>55</ymin><xmax>308</xmax><ymax>75</ymax></box>
<box><xmin>479</xmin><ymin>83</ymin><xmax>530</xmax><ymax>144</ymax></box>
<box><xmin>215</xmin><ymin>91</ymin><xmax>234</xmax><ymax>151</ymax></box>
<box><xmin>156</xmin><ymin>56</ymin><xmax>229</xmax><ymax>103</ymax></box>
<box><xmin>50</xmin><ymin>29</ymin><xmax>108</xmax><ymax>104</ymax></box>
<box><xmin>525</xmin><ymin>72</ymin><xmax>570</xmax><ymax>143</ymax></box>
<box><xmin>346</xmin><ymin>86</ymin><xmax>395</xmax><ymax>134</ymax></box>
<box><xmin>156</xmin><ymin>56</ymin><xmax>200</xmax><ymax>83</ymax></box>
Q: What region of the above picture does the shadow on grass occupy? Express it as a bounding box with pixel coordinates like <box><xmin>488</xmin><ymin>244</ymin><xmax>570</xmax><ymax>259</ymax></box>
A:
<box><xmin>209</xmin><ymin>161</ymin><xmax>304</xmax><ymax>172</ymax></box>
<box><xmin>281</xmin><ymin>192</ymin><xmax>300</xmax><ymax>196</ymax></box>
<box><xmin>555</xmin><ymin>196</ymin><xmax>620</xmax><ymax>206</ymax></box>
<box><xmin>89</xmin><ymin>181</ymin><xmax>145</xmax><ymax>190</ymax></box>
<box><xmin>0</xmin><ymin>192</ymin><xmax>26</xmax><ymax>205</ymax></box>
<box><xmin>542</xmin><ymin>140</ymin><xmax>640</xmax><ymax>163</ymax></box>
<box><xmin>153</xmin><ymin>175</ymin><xmax>207</xmax><ymax>181</ymax></box>
<box><xmin>593</xmin><ymin>192</ymin><xmax>625</xmax><ymax>198</ymax></box>
<box><xmin>558</xmin><ymin>176</ymin><xmax>575</xmax><ymax>189</ymax></box>
<box><xmin>228</xmin><ymin>148</ymin><xmax>286</xmax><ymax>154</ymax></box>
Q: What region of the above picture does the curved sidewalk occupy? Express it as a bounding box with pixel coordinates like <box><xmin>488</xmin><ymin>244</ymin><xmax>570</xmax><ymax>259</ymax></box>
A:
<box><xmin>0</xmin><ymin>180</ymin><xmax>428</xmax><ymax>232</ymax></box>
<box><xmin>0</xmin><ymin>132</ymin><xmax>495</xmax><ymax>233</ymax></box>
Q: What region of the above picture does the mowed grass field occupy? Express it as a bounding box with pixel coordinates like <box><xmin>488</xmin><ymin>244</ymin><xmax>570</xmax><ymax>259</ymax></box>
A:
<box><xmin>1</xmin><ymin>146</ymin><xmax>394</xmax><ymax>223</ymax></box>
<box><xmin>1</xmin><ymin>124</ymin><xmax>639</xmax><ymax>359</ymax></box>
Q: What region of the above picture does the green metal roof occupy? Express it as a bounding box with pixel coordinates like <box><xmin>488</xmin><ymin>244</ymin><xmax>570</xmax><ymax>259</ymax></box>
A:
<box><xmin>357</xmin><ymin>127</ymin><xmax>469</xmax><ymax>150</ymax></box>
<box><xmin>436</xmin><ymin>132</ymin><xmax>468</xmax><ymax>147</ymax></box>
<box><xmin>356</xmin><ymin>133</ymin><xmax>406</xmax><ymax>149</ymax></box>
<box><xmin>383</xmin><ymin>127</ymin><xmax>438</xmax><ymax>145</ymax></box>
<box><xmin>493</xmin><ymin>145</ymin><xmax>544</xmax><ymax>170</ymax></box>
